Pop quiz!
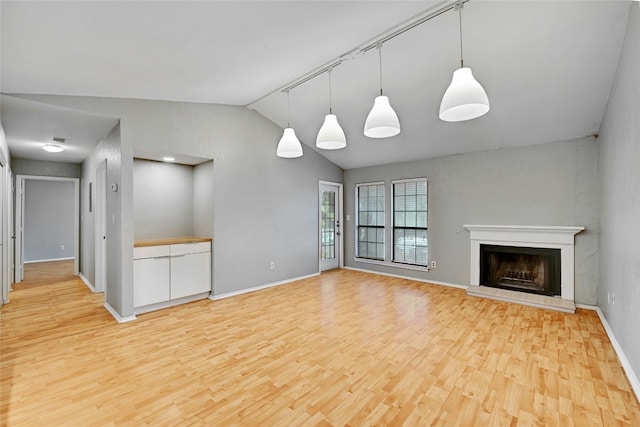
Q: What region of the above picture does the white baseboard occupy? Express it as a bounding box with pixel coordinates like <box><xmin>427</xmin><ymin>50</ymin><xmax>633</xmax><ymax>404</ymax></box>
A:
<box><xmin>344</xmin><ymin>266</ymin><xmax>468</xmax><ymax>290</ymax></box>
<box><xmin>104</xmin><ymin>302</ymin><xmax>136</xmax><ymax>323</ymax></box>
<box><xmin>576</xmin><ymin>303</ymin><xmax>640</xmax><ymax>402</ymax></box>
<box><xmin>209</xmin><ymin>272</ymin><xmax>320</xmax><ymax>301</ymax></box>
<box><xmin>78</xmin><ymin>272</ymin><xmax>95</xmax><ymax>292</ymax></box>
<box><xmin>135</xmin><ymin>292</ymin><xmax>209</xmax><ymax>315</ymax></box>
<box><xmin>25</xmin><ymin>257</ymin><xmax>75</xmax><ymax>264</ymax></box>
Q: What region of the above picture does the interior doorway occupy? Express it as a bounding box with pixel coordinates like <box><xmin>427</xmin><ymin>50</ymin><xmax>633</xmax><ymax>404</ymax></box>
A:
<box><xmin>319</xmin><ymin>181</ymin><xmax>343</xmax><ymax>272</ymax></box>
<box><xmin>14</xmin><ymin>175</ymin><xmax>80</xmax><ymax>284</ymax></box>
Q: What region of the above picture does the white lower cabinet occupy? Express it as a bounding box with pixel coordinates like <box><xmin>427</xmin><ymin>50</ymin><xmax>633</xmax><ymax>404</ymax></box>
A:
<box><xmin>171</xmin><ymin>252</ymin><xmax>212</xmax><ymax>299</ymax></box>
<box><xmin>134</xmin><ymin>256</ymin><xmax>170</xmax><ymax>307</ymax></box>
<box><xmin>134</xmin><ymin>240</ymin><xmax>211</xmax><ymax>312</ymax></box>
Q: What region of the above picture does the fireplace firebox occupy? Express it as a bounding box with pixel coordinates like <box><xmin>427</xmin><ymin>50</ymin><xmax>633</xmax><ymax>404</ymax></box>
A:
<box><xmin>479</xmin><ymin>244</ymin><xmax>561</xmax><ymax>296</ymax></box>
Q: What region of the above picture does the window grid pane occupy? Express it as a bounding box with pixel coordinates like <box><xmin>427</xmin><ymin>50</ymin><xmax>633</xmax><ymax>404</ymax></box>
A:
<box><xmin>393</xmin><ymin>179</ymin><xmax>428</xmax><ymax>266</ymax></box>
<box><xmin>356</xmin><ymin>184</ymin><xmax>385</xmax><ymax>260</ymax></box>
<box><xmin>321</xmin><ymin>191</ymin><xmax>335</xmax><ymax>260</ymax></box>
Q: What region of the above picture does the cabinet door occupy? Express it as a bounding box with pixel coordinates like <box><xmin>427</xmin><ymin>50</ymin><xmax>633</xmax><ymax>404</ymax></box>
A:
<box><xmin>170</xmin><ymin>252</ymin><xmax>212</xmax><ymax>299</ymax></box>
<box><xmin>134</xmin><ymin>257</ymin><xmax>171</xmax><ymax>307</ymax></box>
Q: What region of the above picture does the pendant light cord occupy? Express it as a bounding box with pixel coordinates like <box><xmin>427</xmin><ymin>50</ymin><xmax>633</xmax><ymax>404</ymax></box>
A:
<box><xmin>285</xmin><ymin>89</ymin><xmax>291</xmax><ymax>127</ymax></box>
<box><xmin>328</xmin><ymin>67</ymin><xmax>333</xmax><ymax>114</ymax></box>
<box><xmin>378</xmin><ymin>44</ymin><xmax>384</xmax><ymax>96</ymax></box>
<box><xmin>458</xmin><ymin>1</ymin><xmax>464</xmax><ymax>68</ymax></box>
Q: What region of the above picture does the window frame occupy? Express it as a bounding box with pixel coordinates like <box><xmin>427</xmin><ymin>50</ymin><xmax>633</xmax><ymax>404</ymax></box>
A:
<box><xmin>354</xmin><ymin>181</ymin><xmax>386</xmax><ymax>261</ymax></box>
<box><xmin>391</xmin><ymin>177</ymin><xmax>428</xmax><ymax>267</ymax></box>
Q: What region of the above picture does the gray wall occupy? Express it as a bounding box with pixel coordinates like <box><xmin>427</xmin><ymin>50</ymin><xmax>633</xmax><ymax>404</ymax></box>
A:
<box><xmin>80</xmin><ymin>123</ymin><xmax>127</xmax><ymax>315</ymax></box>
<box><xmin>344</xmin><ymin>137</ymin><xmax>600</xmax><ymax>305</ymax></box>
<box><xmin>194</xmin><ymin>160</ymin><xmax>214</xmax><ymax>238</ymax></box>
<box><xmin>598</xmin><ymin>3</ymin><xmax>639</xmax><ymax>381</ymax></box>
<box><xmin>11</xmin><ymin>158</ymin><xmax>81</xmax><ymax>178</ymax></box>
<box><xmin>133</xmin><ymin>159</ymin><xmax>195</xmax><ymax>240</ymax></box>
<box><xmin>24</xmin><ymin>179</ymin><xmax>75</xmax><ymax>261</ymax></box>
<box><xmin>20</xmin><ymin>95</ymin><xmax>342</xmax><ymax>318</ymax></box>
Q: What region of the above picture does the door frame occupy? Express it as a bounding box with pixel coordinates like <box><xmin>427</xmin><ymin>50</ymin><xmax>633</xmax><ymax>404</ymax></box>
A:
<box><xmin>318</xmin><ymin>180</ymin><xmax>344</xmax><ymax>272</ymax></box>
<box><xmin>14</xmin><ymin>175</ymin><xmax>80</xmax><ymax>283</ymax></box>
<box><xmin>95</xmin><ymin>160</ymin><xmax>107</xmax><ymax>294</ymax></box>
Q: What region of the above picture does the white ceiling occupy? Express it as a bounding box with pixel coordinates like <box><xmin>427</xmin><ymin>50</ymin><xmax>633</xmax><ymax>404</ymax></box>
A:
<box><xmin>0</xmin><ymin>1</ymin><xmax>632</xmax><ymax>168</ymax></box>
<box><xmin>0</xmin><ymin>95</ymin><xmax>119</xmax><ymax>163</ymax></box>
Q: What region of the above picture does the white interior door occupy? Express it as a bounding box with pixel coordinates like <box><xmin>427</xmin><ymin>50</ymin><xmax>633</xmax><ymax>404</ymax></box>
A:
<box><xmin>8</xmin><ymin>168</ymin><xmax>13</xmax><ymax>292</ymax></box>
<box><xmin>95</xmin><ymin>160</ymin><xmax>107</xmax><ymax>293</ymax></box>
<box><xmin>319</xmin><ymin>182</ymin><xmax>343</xmax><ymax>272</ymax></box>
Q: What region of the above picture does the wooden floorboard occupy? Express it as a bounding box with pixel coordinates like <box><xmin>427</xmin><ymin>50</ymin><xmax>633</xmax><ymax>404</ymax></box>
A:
<box><xmin>1</xmin><ymin>267</ymin><xmax>639</xmax><ymax>426</ymax></box>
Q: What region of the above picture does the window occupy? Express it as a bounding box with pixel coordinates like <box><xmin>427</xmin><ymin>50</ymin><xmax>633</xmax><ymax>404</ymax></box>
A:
<box><xmin>392</xmin><ymin>178</ymin><xmax>428</xmax><ymax>266</ymax></box>
<box><xmin>356</xmin><ymin>183</ymin><xmax>385</xmax><ymax>260</ymax></box>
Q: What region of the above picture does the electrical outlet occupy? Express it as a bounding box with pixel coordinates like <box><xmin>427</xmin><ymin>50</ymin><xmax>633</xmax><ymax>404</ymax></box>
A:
<box><xmin>611</xmin><ymin>292</ymin><xmax>615</xmax><ymax>306</ymax></box>
<box><xmin>430</xmin><ymin>260</ymin><xmax>437</xmax><ymax>268</ymax></box>
<box><xmin>60</xmin><ymin>244</ymin><xmax>65</xmax><ymax>250</ymax></box>
<box><xmin>269</xmin><ymin>262</ymin><xmax>275</xmax><ymax>270</ymax></box>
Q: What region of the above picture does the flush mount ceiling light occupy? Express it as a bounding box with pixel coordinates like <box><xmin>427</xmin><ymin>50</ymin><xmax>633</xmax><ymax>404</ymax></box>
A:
<box><xmin>277</xmin><ymin>89</ymin><xmax>303</xmax><ymax>158</ymax></box>
<box><xmin>43</xmin><ymin>144</ymin><xmax>64</xmax><ymax>153</ymax></box>
<box><xmin>439</xmin><ymin>1</ymin><xmax>490</xmax><ymax>122</ymax></box>
<box><xmin>364</xmin><ymin>44</ymin><xmax>400</xmax><ymax>138</ymax></box>
<box><xmin>316</xmin><ymin>68</ymin><xmax>347</xmax><ymax>150</ymax></box>
<box><xmin>162</xmin><ymin>156</ymin><xmax>175</xmax><ymax>162</ymax></box>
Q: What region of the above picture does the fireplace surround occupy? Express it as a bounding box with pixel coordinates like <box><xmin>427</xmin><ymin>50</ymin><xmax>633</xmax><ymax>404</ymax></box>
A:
<box><xmin>464</xmin><ymin>225</ymin><xmax>584</xmax><ymax>302</ymax></box>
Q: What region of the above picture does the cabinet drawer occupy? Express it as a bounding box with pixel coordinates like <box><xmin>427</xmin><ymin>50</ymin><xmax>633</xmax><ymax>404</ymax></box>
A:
<box><xmin>171</xmin><ymin>241</ymin><xmax>211</xmax><ymax>256</ymax></box>
<box><xmin>134</xmin><ymin>245</ymin><xmax>171</xmax><ymax>259</ymax></box>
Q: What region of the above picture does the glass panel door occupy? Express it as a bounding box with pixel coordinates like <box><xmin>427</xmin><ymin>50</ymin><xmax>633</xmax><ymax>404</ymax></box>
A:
<box><xmin>319</xmin><ymin>183</ymin><xmax>341</xmax><ymax>271</ymax></box>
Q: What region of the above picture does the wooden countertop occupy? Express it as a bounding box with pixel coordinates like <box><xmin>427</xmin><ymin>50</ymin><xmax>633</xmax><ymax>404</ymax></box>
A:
<box><xmin>134</xmin><ymin>237</ymin><xmax>212</xmax><ymax>247</ymax></box>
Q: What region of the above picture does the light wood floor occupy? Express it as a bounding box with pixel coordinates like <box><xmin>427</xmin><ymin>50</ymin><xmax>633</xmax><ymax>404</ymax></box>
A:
<box><xmin>2</xmin><ymin>266</ymin><xmax>639</xmax><ymax>426</ymax></box>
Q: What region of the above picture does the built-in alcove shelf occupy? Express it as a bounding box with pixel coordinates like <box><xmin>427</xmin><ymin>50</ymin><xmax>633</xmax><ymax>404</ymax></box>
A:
<box><xmin>464</xmin><ymin>224</ymin><xmax>584</xmax><ymax>312</ymax></box>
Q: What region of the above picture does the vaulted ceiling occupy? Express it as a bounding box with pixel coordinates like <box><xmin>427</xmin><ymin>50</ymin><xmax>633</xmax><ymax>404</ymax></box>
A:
<box><xmin>0</xmin><ymin>1</ymin><xmax>632</xmax><ymax>169</ymax></box>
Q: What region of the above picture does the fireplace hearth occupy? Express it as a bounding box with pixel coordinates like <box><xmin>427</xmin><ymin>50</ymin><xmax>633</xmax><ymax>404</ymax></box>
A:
<box><xmin>480</xmin><ymin>245</ymin><xmax>561</xmax><ymax>296</ymax></box>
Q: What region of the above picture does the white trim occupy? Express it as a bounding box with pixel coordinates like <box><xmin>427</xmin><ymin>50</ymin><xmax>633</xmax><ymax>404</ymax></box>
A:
<box><xmin>353</xmin><ymin>257</ymin><xmax>430</xmax><ymax>272</ymax></box>
<box><xmin>16</xmin><ymin>174</ymin><xmax>81</xmax><ymax>279</ymax></box>
<box><xmin>391</xmin><ymin>178</ymin><xmax>428</xmax><ymax>267</ymax></box>
<box><xmin>209</xmin><ymin>272</ymin><xmax>320</xmax><ymax>301</ymax></box>
<box><xmin>390</xmin><ymin>177</ymin><xmax>428</xmax><ymax>185</ymax></box>
<box><xmin>344</xmin><ymin>266</ymin><xmax>467</xmax><ymax>289</ymax></box>
<box><xmin>587</xmin><ymin>306</ymin><xmax>640</xmax><ymax>402</ymax></box>
<box><xmin>355</xmin><ymin>181</ymin><xmax>385</xmax><ymax>187</ymax></box>
<box><xmin>24</xmin><ymin>257</ymin><xmax>75</xmax><ymax>264</ymax></box>
<box><xmin>104</xmin><ymin>302</ymin><xmax>136</xmax><ymax>323</ymax></box>
<box><xmin>78</xmin><ymin>272</ymin><xmax>95</xmax><ymax>292</ymax></box>
<box><xmin>355</xmin><ymin>181</ymin><xmax>386</xmax><ymax>260</ymax></box>
<box><xmin>319</xmin><ymin>180</ymin><xmax>344</xmax><ymax>271</ymax></box>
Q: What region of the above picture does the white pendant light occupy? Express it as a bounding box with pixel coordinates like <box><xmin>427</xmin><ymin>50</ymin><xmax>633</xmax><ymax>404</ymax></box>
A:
<box><xmin>364</xmin><ymin>44</ymin><xmax>400</xmax><ymax>138</ymax></box>
<box><xmin>439</xmin><ymin>1</ymin><xmax>489</xmax><ymax>122</ymax></box>
<box><xmin>316</xmin><ymin>68</ymin><xmax>346</xmax><ymax>150</ymax></box>
<box><xmin>277</xmin><ymin>90</ymin><xmax>303</xmax><ymax>158</ymax></box>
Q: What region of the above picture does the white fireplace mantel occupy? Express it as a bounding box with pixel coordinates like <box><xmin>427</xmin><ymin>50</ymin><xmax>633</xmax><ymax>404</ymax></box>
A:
<box><xmin>463</xmin><ymin>225</ymin><xmax>584</xmax><ymax>301</ymax></box>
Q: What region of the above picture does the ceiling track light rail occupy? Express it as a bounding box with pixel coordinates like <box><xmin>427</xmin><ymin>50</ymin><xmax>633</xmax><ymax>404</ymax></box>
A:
<box><xmin>267</xmin><ymin>0</ymin><xmax>488</xmax><ymax>157</ymax></box>
<box><xmin>249</xmin><ymin>0</ymin><xmax>469</xmax><ymax>106</ymax></box>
